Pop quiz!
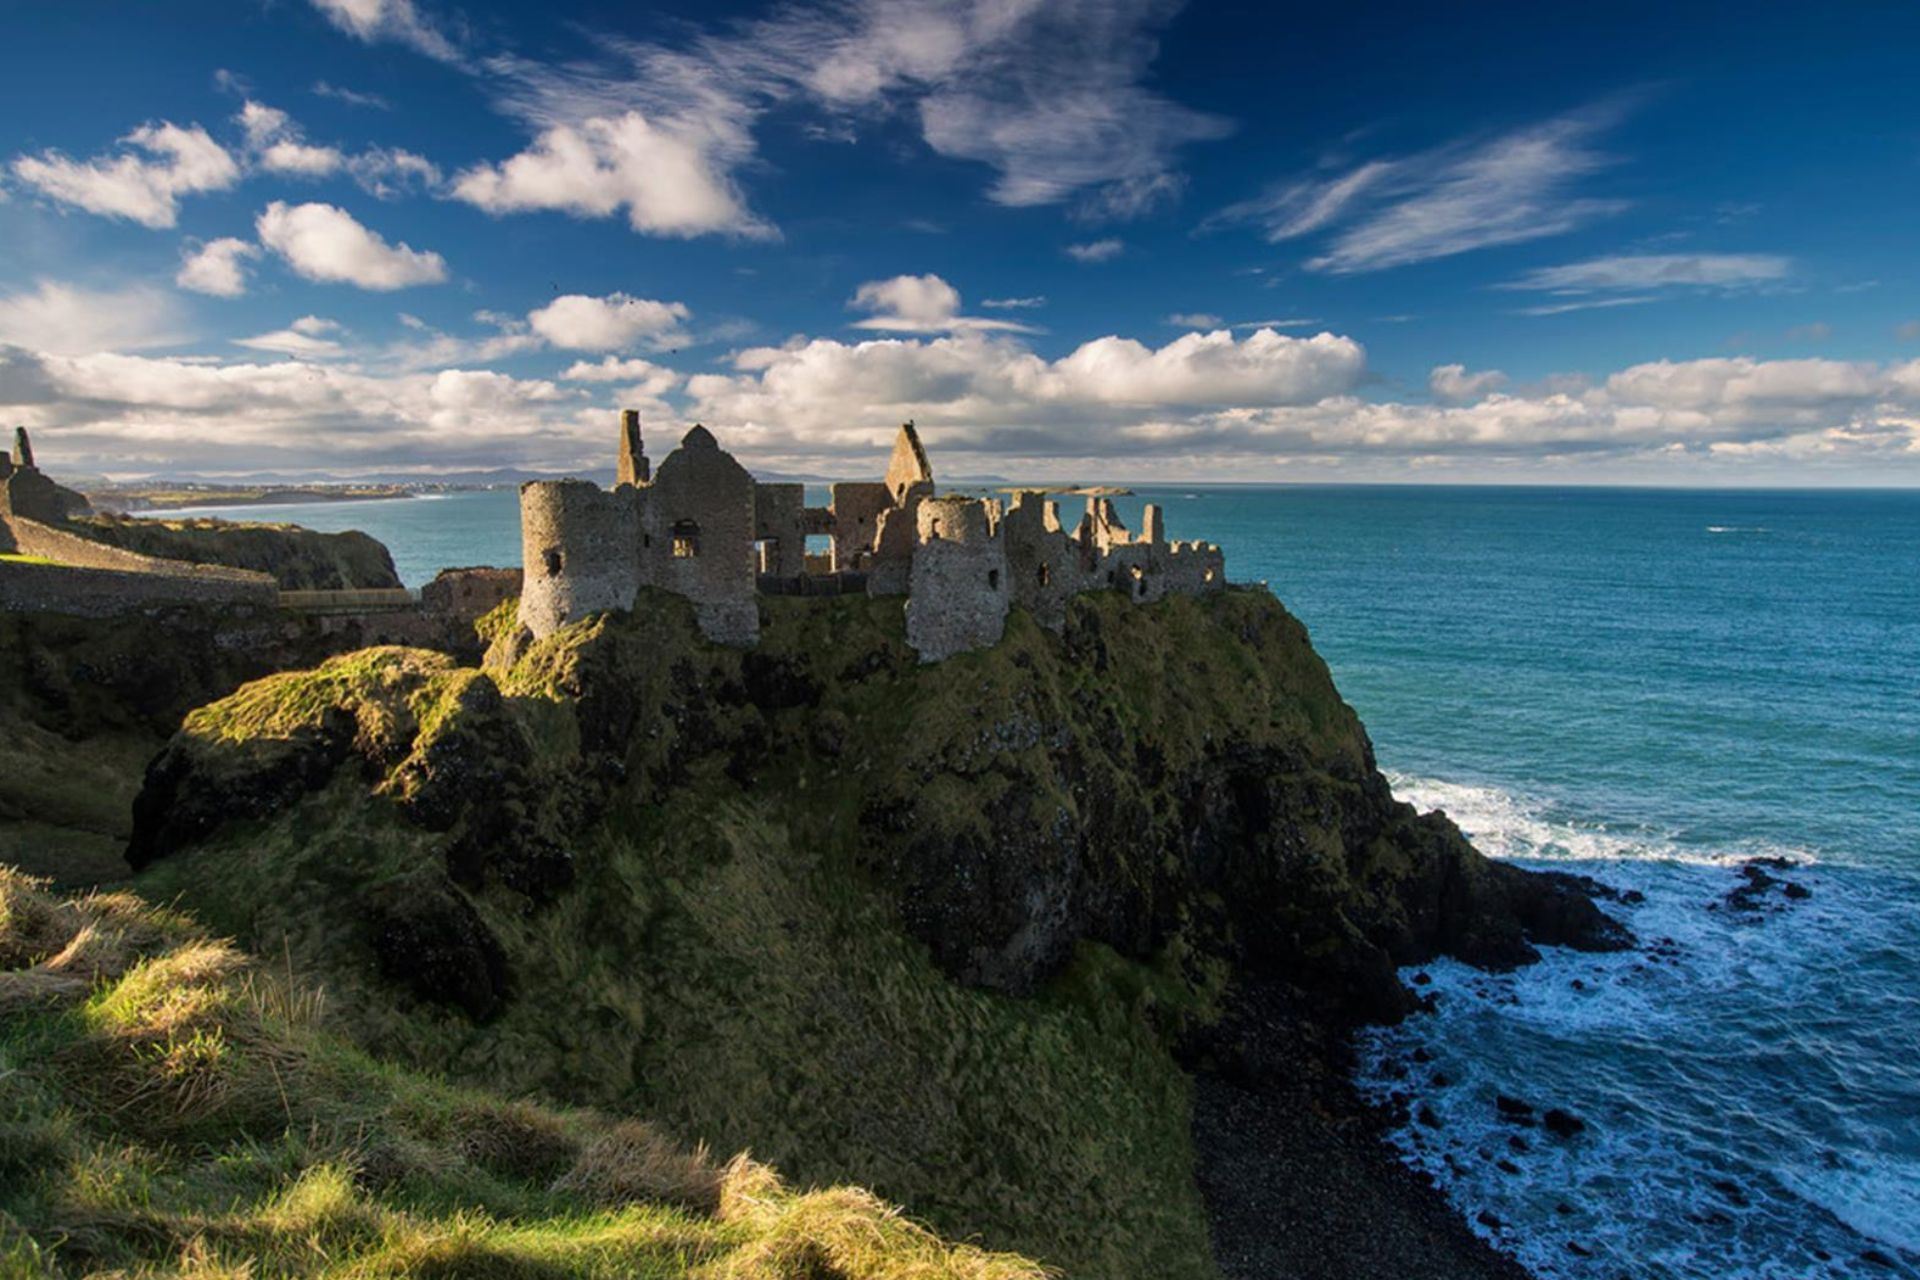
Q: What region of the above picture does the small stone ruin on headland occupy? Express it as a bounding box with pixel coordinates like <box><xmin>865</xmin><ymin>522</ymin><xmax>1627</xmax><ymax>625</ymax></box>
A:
<box><xmin>519</xmin><ymin>413</ymin><xmax>1228</xmax><ymax>662</ymax></box>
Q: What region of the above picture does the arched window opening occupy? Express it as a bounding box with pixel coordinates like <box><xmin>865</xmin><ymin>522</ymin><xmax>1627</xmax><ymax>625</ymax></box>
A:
<box><xmin>988</xmin><ymin>568</ymin><xmax>1000</xmax><ymax>591</ymax></box>
<box><xmin>672</xmin><ymin>519</ymin><xmax>701</xmax><ymax>558</ymax></box>
<box><xmin>928</xmin><ymin>518</ymin><xmax>942</xmax><ymax>540</ymax></box>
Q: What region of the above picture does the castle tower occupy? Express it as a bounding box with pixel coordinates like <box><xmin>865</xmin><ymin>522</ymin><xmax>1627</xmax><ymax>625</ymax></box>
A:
<box><xmin>12</xmin><ymin>426</ymin><xmax>34</xmax><ymax>469</ymax></box>
<box><xmin>905</xmin><ymin>496</ymin><xmax>1008</xmax><ymax>661</ymax></box>
<box><xmin>617</xmin><ymin>410</ymin><xmax>650</xmax><ymax>487</ymax></box>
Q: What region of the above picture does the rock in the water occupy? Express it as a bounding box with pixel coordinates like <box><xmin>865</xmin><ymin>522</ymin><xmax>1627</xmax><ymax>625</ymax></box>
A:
<box><xmin>1543</xmin><ymin>1107</ymin><xmax>1585</xmax><ymax>1138</ymax></box>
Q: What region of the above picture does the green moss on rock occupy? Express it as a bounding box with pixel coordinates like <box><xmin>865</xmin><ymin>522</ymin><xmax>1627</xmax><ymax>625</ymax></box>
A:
<box><xmin>125</xmin><ymin>586</ymin><xmax>1628</xmax><ymax>1279</ymax></box>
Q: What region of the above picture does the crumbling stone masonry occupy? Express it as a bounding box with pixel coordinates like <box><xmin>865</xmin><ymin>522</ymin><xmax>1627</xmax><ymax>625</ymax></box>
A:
<box><xmin>518</xmin><ymin>415</ymin><xmax>1228</xmax><ymax>660</ymax></box>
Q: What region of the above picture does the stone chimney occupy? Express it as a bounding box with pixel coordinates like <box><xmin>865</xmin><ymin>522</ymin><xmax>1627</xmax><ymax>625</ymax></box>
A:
<box><xmin>617</xmin><ymin>410</ymin><xmax>650</xmax><ymax>486</ymax></box>
<box><xmin>12</xmin><ymin>426</ymin><xmax>33</xmax><ymax>470</ymax></box>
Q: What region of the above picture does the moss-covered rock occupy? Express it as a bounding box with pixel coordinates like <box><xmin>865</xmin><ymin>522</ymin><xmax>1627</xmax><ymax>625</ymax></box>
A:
<box><xmin>124</xmin><ymin>586</ymin><xmax>1628</xmax><ymax>1278</ymax></box>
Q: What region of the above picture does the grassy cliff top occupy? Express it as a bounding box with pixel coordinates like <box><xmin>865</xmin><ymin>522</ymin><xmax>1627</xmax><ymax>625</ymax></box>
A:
<box><xmin>0</xmin><ymin>865</ymin><xmax>1048</xmax><ymax>1279</ymax></box>
<box><xmin>108</xmin><ymin>585</ymin><xmax>1624</xmax><ymax>1280</ymax></box>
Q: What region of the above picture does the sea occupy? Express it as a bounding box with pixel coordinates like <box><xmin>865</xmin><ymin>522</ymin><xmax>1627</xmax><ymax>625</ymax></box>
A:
<box><xmin>168</xmin><ymin>483</ymin><xmax>1920</xmax><ymax>1279</ymax></box>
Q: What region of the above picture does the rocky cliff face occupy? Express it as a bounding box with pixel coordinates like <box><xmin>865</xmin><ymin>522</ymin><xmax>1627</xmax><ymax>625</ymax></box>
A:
<box><xmin>72</xmin><ymin>513</ymin><xmax>401</xmax><ymax>589</ymax></box>
<box><xmin>123</xmin><ymin>587</ymin><xmax>1628</xmax><ymax>1279</ymax></box>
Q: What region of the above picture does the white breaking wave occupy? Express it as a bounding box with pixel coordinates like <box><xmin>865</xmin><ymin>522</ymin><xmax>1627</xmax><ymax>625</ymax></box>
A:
<box><xmin>1386</xmin><ymin>771</ymin><xmax>1818</xmax><ymax>867</ymax></box>
<box><xmin>1354</xmin><ymin>773</ymin><xmax>1920</xmax><ymax>1279</ymax></box>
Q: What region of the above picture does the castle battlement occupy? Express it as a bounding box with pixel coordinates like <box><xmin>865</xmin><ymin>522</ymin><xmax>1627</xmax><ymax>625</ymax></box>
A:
<box><xmin>517</xmin><ymin>415</ymin><xmax>1228</xmax><ymax>661</ymax></box>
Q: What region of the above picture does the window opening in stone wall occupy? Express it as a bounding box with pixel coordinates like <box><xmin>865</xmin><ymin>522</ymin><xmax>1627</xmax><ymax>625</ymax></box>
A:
<box><xmin>928</xmin><ymin>518</ymin><xmax>942</xmax><ymax>539</ymax></box>
<box><xmin>672</xmin><ymin>519</ymin><xmax>701</xmax><ymax>558</ymax></box>
<box><xmin>543</xmin><ymin>549</ymin><xmax>563</xmax><ymax>576</ymax></box>
<box><xmin>988</xmin><ymin>568</ymin><xmax>1000</xmax><ymax>590</ymax></box>
<box><xmin>1036</xmin><ymin>563</ymin><xmax>1051</xmax><ymax>587</ymax></box>
<box><xmin>755</xmin><ymin>537</ymin><xmax>780</xmax><ymax>574</ymax></box>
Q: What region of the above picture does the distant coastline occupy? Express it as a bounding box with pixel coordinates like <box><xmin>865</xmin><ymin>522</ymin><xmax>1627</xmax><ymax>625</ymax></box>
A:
<box><xmin>995</xmin><ymin>484</ymin><xmax>1135</xmax><ymax>497</ymax></box>
<box><xmin>83</xmin><ymin>484</ymin><xmax>421</xmax><ymax>513</ymax></box>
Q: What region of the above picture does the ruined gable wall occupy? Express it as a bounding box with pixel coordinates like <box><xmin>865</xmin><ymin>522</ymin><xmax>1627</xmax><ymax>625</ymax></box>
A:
<box><xmin>1001</xmin><ymin>491</ymin><xmax>1079</xmax><ymax>631</ymax></box>
<box><xmin>752</xmin><ymin>483</ymin><xmax>808</xmax><ymax>578</ymax></box>
<box><xmin>828</xmin><ymin>482</ymin><xmax>892</xmax><ymax>573</ymax></box>
<box><xmin>517</xmin><ymin>480</ymin><xmax>642</xmax><ymax>640</ymax></box>
<box><xmin>648</xmin><ymin>438</ymin><xmax>758</xmax><ymax>646</ymax></box>
<box><xmin>884</xmin><ymin>422</ymin><xmax>933</xmax><ymax>502</ymax></box>
<box><xmin>3</xmin><ymin>467</ymin><xmax>75</xmax><ymax>526</ymax></box>
<box><xmin>865</xmin><ymin>495</ymin><xmax>923</xmax><ymax>596</ymax></box>
<box><xmin>904</xmin><ymin>497</ymin><xmax>1008</xmax><ymax>662</ymax></box>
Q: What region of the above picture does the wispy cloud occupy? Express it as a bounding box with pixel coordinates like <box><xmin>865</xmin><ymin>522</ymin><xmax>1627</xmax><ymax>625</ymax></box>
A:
<box><xmin>981</xmin><ymin>296</ymin><xmax>1046</xmax><ymax>310</ymax></box>
<box><xmin>306</xmin><ymin>0</ymin><xmax>463</xmax><ymax>64</ymax></box>
<box><xmin>234</xmin><ymin>315</ymin><xmax>350</xmax><ymax>359</ymax></box>
<box><xmin>1166</xmin><ymin>312</ymin><xmax>1222</xmax><ymax>328</ymax></box>
<box><xmin>312</xmin><ymin>80</ymin><xmax>391</xmax><ymax>110</ymax></box>
<box><xmin>1209</xmin><ymin>106</ymin><xmax>1629</xmax><ymax>273</ymax></box>
<box><xmin>1066</xmin><ymin>237</ymin><xmax>1124</xmax><ymax>263</ymax></box>
<box><xmin>438</xmin><ymin>0</ymin><xmax>1228</xmax><ymax>241</ymax></box>
<box><xmin>1513</xmin><ymin>295</ymin><xmax>1655</xmax><ymax>317</ymax></box>
<box><xmin>0</xmin><ymin>280</ymin><xmax>188</xmax><ymax>355</ymax></box>
<box><xmin>1503</xmin><ymin>253</ymin><xmax>1790</xmax><ymax>294</ymax></box>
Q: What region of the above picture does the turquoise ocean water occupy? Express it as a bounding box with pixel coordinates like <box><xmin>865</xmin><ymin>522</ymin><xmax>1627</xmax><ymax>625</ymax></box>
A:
<box><xmin>172</xmin><ymin>485</ymin><xmax>1920</xmax><ymax>1277</ymax></box>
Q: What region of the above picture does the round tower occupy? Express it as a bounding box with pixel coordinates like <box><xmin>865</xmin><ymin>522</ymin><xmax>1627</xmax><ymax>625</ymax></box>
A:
<box><xmin>517</xmin><ymin>479</ymin><xmax>641</xmax><ymax>639</ymax></box>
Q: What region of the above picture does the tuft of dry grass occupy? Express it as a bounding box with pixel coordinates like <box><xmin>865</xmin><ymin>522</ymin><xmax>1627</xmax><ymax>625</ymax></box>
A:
<box><xmin>708</xmin><ymin>1164</ymin><xmax>1052</xmax><ymax>1280</ymax></box>
<box><xmin>552</xmin><ymin>1120</ymin><xmax>724</xmax><ymax>1216</ymax></box>
<box><xmin>0</xmin><ymin>867</ymin><xmax>83</xmax><ymax>969</ymax></box>
<box><xmin>454</xmin><ymin>1098</ymin><xmax>580</xmax><ymax>1184</ymax></box>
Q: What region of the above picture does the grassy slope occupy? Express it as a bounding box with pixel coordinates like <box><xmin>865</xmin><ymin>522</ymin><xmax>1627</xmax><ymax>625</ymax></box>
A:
<box><xmin>0</xmin><ymin>866</ymin><xmax>1048</xmax><ymax>1280</ymax></box>
<box><xmin>130</xmin><ymin>593</ymin><xmax>1278</xmax><ymax>1280</ymax></box>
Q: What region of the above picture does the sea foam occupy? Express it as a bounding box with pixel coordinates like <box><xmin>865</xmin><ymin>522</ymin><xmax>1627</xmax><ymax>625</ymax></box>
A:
<box><xmin>1356</xmin><ymin>774</ymin><xmax>1920</xmax><ymax>1279</ymax></box>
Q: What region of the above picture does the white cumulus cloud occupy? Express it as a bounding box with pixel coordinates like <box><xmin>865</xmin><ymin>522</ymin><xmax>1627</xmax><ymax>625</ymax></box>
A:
<box><xmin>256</xmin><ymin>201</ymin><xmax>448</xmax><ymax>290</ymax></box>
<box><xmin>1429</xmin><ymin>364</ymin><xmax>1509</xmax><ymax>403</ymax></box>
<box><xmin>10</xmin><ymin>122</ymin><xmax>240</xmax><ymax>228</ymax></box>
<box><xmin>849</xmin><ymin>274</ymin><xmax>1038</xmax><ymax>334</ymax></box>
<box><xmin>452</xmin><ymin>113</ymin><xmax>770</xmax><ymax>240</ymax></box>
<box><xmin>526</xmin><ymin>293</ymin><xmax>690</xmax><ymax>351</ymax></box>
<box><xmin>176</xmin><ymin>238</ymin><xmax>262</xmax><ymax>298</ymax></box>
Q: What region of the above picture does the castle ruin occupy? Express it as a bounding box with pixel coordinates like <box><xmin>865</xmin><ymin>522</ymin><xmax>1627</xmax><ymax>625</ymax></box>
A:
<box><xmin>519</xmin><ymin>414</ymin><xmax>1227</xmax><ymax>661</ymax></box>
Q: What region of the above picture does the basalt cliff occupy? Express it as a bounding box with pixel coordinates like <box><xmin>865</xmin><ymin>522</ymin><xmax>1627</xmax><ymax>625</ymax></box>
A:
<box><xmin>98</xmin><ymin>585</ymin><xmax>1627</xmax><ymax>1279</ymax></box>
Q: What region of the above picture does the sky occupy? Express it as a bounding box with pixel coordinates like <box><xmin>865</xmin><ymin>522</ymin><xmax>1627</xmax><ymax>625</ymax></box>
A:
<box><xmin>1</xmin><ymin>0</ymin><xmax>1918</xmax><ymax>485</ymax></box>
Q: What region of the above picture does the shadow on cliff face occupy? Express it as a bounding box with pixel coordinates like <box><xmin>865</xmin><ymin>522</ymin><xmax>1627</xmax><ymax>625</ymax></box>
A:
<box><xmin>118</xmin><ymin>585</ymin><xmax>1629</xmax><ymax>1280</ymax></box>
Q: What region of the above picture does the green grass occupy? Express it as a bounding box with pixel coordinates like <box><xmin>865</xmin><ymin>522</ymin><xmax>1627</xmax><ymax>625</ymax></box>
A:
<box><xmin>0</xmin><ymin>866</ymin><xmax>1050</xmax><ymax>1279</ymax></box>
<box><xmin>0</xmin><ymin>554</ymin><xmax>59</xmax><ymax>566</ymax></box>
<box><xmin>109</xmin><ymin>586</ymin><xmax>1382</xmax><ymax>1279</ymax></box>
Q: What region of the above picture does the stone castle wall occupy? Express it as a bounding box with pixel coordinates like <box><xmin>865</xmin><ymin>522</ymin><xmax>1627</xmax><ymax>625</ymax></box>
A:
<box><xmin>518</xmin><ymin>415</ymin><xmax>1230</xmax><ymax>662</ymax></box>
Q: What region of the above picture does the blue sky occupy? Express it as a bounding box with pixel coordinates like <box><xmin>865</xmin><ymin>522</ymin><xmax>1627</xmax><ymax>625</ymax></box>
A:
<box><xmin>2</xmin><ymin>0</ymin><xmax>1917</xmax><ymax>483</ymax></box>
